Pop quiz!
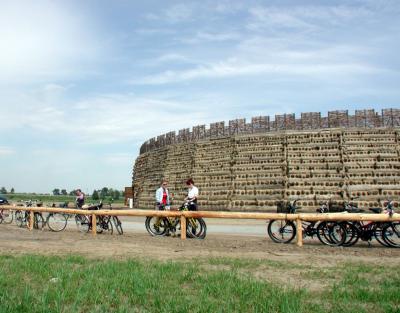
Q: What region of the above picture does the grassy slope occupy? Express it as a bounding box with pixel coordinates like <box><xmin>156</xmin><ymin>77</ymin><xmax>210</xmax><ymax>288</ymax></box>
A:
<box><xmin>0</xmin><ymin>255</ymin><xmax>399</xmax><ymax>313</ymax></box>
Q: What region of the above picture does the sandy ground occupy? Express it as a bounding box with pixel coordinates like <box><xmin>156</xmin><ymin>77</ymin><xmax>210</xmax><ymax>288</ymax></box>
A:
<box><xmin>1</xmin><ymin>216</ymin><xmax>400</xmax><ymax>269</ymax></box>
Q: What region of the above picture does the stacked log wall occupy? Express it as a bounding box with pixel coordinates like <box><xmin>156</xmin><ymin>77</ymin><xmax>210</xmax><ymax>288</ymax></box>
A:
<box><xmin>134</xmin><ymin>108</ymin><xmax>400</xmax><ymax>211</ymax></box>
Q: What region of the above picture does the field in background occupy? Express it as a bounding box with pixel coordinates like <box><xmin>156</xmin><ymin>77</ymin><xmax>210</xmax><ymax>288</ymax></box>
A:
<box><xmin>3</xmin><ymin>193</ymin><xmax>125</xmax><ymax>207</ymax></box>
<box><xmin>0</xmin><ymin>254</ymin><xmax>399</xmax><ymax>313</ymax></box>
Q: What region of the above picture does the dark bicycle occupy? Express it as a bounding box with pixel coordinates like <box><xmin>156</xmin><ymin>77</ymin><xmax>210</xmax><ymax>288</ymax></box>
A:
<box><xmin>267</xmin><ymin>200</ymin><xmax>347</xmax><ymax>246</ymax></box>
<box><xmin>75</xmin><ymin>201</ymin><xmax>114</xmax><ymax>234</ymax></box>
<box><xmin>341</xmin><ymin>200</ymin><xmax>399</xmax><ymax>248</ymax></box>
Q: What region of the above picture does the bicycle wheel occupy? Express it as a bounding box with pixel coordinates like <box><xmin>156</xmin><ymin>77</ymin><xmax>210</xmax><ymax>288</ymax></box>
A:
<box><xmin>373</xmin><ymin>223</ymin><xmax>391</xmax><ymax>247</ymax></box>
<box><xmin>1</xmin><ymin>209</ymin><xmax>13</xmax><ymax>224</ymax></box>
<box><xmin>15</xmin><ymin>210</ymin><xmax>27</xmax><ymax>228</ymax></box>
<box><xmin>47</xmin><ymin>213</ymin><xmax>68</xmax><ymax>232</ymax></box>
<box><xmin>382</xmin><ymin>222</ymin><xmax>400</xmax><ymax>248</ymax></box>
<box><xmin>341</xmin><ymin>222</ymin><xmax>360</xmax><ymax>247</ymax></box>
<box><xmin>317</xmin><ymin>222</ymin><xmax>346</xmax><ymax>246</ymax></box>
<box><xmin>99</xmin><ymin>217</ymin><xmax>113</xmax><ymax>235</ymax></box>
<box><xmin>186</xmin><ymin>218</ymin><xmax>206</xmax><ymax>239</ymax></box>
<box><xmin>75</xmin><ymin>214</ymin><xmax>90</xmax><ymax>233</ymax></box>
<box><xmin>267</xmin><ymin>220</ymin><xmax>296</xmax><ymax>243</ymax></box>
<box><xmin>112</xmin><ymin>216</ymin><xmax>123</xmax><ymax>235</ymax></box>
<box><xmin>33</xmin><ymin>213</ymin><xmax>45</xmax><ymax>230</ymax></box>
<box><xmin>145</xmin><ymin>216</ymin><xmax>167</xmax><ymax>236</ymax></box>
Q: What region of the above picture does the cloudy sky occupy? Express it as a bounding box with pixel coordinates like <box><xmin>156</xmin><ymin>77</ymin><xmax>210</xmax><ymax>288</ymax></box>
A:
<box><xmin>1</xmin><ymin>0</ymin><xmax>399</xmax><ymax>194</ymax></box>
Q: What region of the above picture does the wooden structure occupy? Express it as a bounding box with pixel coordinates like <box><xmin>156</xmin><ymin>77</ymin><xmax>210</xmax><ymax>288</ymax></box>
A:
<box><xmin>2</xmin><ymin>205</ymin><xmax>399</xmax><ymax>247</ymax></box>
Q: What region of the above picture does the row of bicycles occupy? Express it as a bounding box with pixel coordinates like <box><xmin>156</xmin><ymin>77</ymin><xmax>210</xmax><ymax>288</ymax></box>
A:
<box><xmin>0</xmin><ymin>200</ymin><xmax>123</xmax><ymax>235</ymax></box>
<box><xmin>268</xmin><ymin>200</ymin><xmax>400</xmax><ymax>248</ymax></box>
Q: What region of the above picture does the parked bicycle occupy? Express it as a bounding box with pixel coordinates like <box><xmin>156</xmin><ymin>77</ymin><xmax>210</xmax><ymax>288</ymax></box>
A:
<box><xmin>341</xmin><ymin>200</ymin><xmax>399</xmax><ymax>248</ymax></box>
<box><xmin>75</xmin><ymin>201</ymin><xmax>117</xmax><ymax>235</ymax></box>
<box><xmin>145</xmin><ymin>201</ymin><xmax>206</xmax><ymax>239</ymax></box>
<box><xmin>267</xmin><ymin>200</ymin><xmax>347</xmax><ymax>246</ymax></box>
<box><xmin>0</xmin><ymin>201</ymin><xmax>13</xmax><ymax>224</ymax></box>
<box><xmin>14</xmin><ymin>200</ymin><xmax>69</xmax><ymax>231</ymax></box>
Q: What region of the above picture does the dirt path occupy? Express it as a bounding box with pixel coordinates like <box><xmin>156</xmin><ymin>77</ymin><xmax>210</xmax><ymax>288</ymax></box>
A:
<box><xmin>1</xmin><ymin>218</ymin><xmax>399</xmax><ymax>268</ymax></box>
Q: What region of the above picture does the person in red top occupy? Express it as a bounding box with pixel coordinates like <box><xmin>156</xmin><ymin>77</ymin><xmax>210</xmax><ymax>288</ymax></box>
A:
<box><xmin>155</xmin><ymin>179</ymin><xmax>170</xmax><ymax>210</ymax></box>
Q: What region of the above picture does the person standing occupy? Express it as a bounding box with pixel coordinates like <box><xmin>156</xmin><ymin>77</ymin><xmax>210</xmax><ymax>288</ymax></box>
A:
<box><xmin>75</xmin><ymin>189</ymin><xmax>85</xmax><ymax>208</ymax></box>
<box><xmin>155</xmin><ymin>179</ymin><xmax>170</xmax><ymax>210</ymax></box>
<box><xmin>185</xmin><ymin>178</ymin><xmax>198</xmax><ymax>211</ymax></box>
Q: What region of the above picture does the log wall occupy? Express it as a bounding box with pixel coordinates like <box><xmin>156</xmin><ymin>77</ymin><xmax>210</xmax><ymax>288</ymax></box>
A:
<box><xmin>133</xmin><ymin>108</ymin><xmax>400</xmax><ymax>211</ymax></box>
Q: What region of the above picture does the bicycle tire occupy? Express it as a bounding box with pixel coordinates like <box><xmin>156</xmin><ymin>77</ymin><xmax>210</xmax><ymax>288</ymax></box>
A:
<box><xmin>15</xmin><ymin>210</ymin><xmax>27</xmax><ymax>228</ymax></box>
<box><xmin>33</xmin><ymin>213</ymin><xmax>45</xmax><ymax>230</ymax></box>
<box><xmin>75</xmin><ymin>214</ymin><xmax>90</xmax><ymax>233</ymax></box>
<box><xmin>327</xmin><ymin>222</ymin><xmax>346</xmax><ymax>246</ymax></box>
<box><xmin>373</xmin><ymin>223</ymin><xmax>391</xmax><ymax>247</ymax></box>
<box><xmin>341</xmin><ymin>222</ymin><xmax>359</xmax><ymax>247</ymax></box>
<box><xmin>1</xmin><ymin>209</ymin><xmax>13</xmax><ymax>224</ymax></box>
<box><xmin>145</xmin><ymin>216</ymin><xmax>167</xmax><ymax>236</ymax></box>
<box><xmin>112</xmin><ymin>216</ymin><xmax>123</xmax><ymax>235</ymax></box>
<box><xmin>316</xmin><ymin>222</ymin><xmax>346</xmax><ymax>246</ymax></box>
<box><xmin>186</xmin><ymin>218</ymin><xmax>206</xmax><ymax>239</ymax></box>
<box><xmin>47</xmin><ymin>213</ymin><xmax>68</xmax><ymax>232</ymax></box>
<box><xmin>267</xmin><ymin>220</ymin><xmax>296</xmax><ymax>244</ymax></box>
<box><xmin>382</xmin><ymin>222</ymin><xmax>400</xmax><ymax>248</ymax></box>
<box><xmin>100</xmin><ymin>217</ymin><xmax>113</xmax><ymax>235</ymax></box>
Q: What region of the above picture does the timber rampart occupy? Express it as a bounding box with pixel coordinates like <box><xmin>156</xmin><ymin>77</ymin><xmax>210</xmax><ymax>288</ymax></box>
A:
<box><xmin>133</xmin><ymin>108</ymin><xmax>400</xmax><ymax>211</ymax></box>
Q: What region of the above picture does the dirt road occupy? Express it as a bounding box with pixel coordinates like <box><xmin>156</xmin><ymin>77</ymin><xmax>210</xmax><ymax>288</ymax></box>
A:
<box><xmin>1</xmin><ymin>216</ymin><xmax>399</xmax><ymax>268</ymax></box>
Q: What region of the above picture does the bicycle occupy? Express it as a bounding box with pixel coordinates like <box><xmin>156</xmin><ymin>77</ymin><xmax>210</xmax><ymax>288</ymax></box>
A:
<box><xmin>341</xmin><ymin>200</ymin><xmax>399</xmax><ymax>248</ymax></box>
<box><xmin>267</xmin><ymin>200</ymin><xmax>347</xmax><ymax>246</ymax></box>
<box><xmin>107</xmin><ymin>200</ymin><xmax>123</xmax><ymax>235</ymax></box>
<box><xmin>0</xmin><ymin>206</ymin><xmax>13</xmax><ymax>224</ymax></box>
<box><xmin>75</xmin><ymin>201</ymin><xmax>113</xmax><ymax>234</ymax></box>
<box><xmin>145</xmin><ymin>201</ymin><xmax>207</xmax><ymax>239</ymax></box>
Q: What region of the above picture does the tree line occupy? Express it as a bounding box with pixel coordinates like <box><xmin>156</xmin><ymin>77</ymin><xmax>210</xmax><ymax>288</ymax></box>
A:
<box><xmin>0</xmin><ymin>187</ymin><xmax>15</xmax><ymax>194</ymax></box>
<box><xmin>52</xmin><ymin>187</ymin><xmax>124</xmax><ymax>200</ymax></box>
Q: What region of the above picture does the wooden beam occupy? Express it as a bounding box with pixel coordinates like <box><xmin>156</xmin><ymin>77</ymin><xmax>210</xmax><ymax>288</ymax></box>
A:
<box><xmin>296</xmin><ymin>218</ymin><xmax>303</xmax><ymax>247</ymax></box>
<box><xmin>29</xmin><ymin>211</ymin><xmax>34</xmax><ymax>231</ymax></box>
<box><xmin>180</xmin><ymin>216</ymin><xmax>186</xmax><ymax>240</ymax></box>
<box><xmin>91</xmin><ymin>214</ymin><xmax>96</xmax><ymax>236</ymax></box>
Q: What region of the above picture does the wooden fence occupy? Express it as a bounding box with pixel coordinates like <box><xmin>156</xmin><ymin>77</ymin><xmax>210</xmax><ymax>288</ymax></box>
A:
<box><xmin>1</xmin><ymin>205</ymin><xmax>399</xmax><ymax>247</ymax></box>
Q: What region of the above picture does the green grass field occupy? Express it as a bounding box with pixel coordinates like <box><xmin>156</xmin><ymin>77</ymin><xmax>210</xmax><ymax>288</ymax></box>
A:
<box><xmin>0</xmin><ymin>255</ymin><xmax>398</xmax><ymax>313</ymax></box>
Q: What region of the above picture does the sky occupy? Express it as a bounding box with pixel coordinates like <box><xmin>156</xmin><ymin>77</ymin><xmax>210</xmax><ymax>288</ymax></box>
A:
<box><xmin>1</xmin><ymin>0</ymin><xmax>399</xmax><ymax>194</ymax></box>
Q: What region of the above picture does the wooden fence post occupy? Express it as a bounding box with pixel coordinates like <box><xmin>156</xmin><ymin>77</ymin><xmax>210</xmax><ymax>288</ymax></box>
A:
<box><xmin>29</xmin><ymin>211</ymin><xmax>34</xmax><ymax>231</ymax></box>
<box><xmin>296</xmin><ymin>218</ymin><xmax>303</xmax><ymax>247</ymax></box>
<box><xmin>180</xmin><ymin>215</ymin><xmax>186</xmax><ymax>240</ymax></box>
<box><xmin>92</xmin><ymin>214</ymin><xmax>97</xmax><ymax>236</ymax></box>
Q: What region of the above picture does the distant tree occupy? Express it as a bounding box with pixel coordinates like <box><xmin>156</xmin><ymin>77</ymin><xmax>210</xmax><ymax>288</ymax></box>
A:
<box><xmin>69</xmin><ymin>190</ymin><xmax>76</xmax><ymax>196</ymax></box>
<box><xmin>61</xmin><ymin>189</ymin><xmax>68</xmax><ymax>196</ymax></box>
<box><xmin>113</xmin><ymin>190</ymin><xmax>121</xmax><ymax>200</ymax></box>
<box><xmin>0</xmin><ymin>187</ymin><xmax>7</xmax><ymax>194</ymax></box>
<box><xmin>100</xmin><ymin>187</ymin><xmax>109</xmax><ymax>200</ymax></box>
<box><xmin>10</xmin><ymin>187</ymin><xmax>15</xmax><ymax>194</ymax></box>
<box><xmin>92</xmin><ymin>190</ymin><xmax>99</xmax><ymax>200</ymax></box>
<box><xmin>52</xmin><ymin>188</ymin><xmax>60</xmax><ymax>196</ymax></box>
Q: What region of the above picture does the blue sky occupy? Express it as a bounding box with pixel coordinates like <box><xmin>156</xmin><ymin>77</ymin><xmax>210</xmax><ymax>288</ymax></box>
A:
<box><xmin>1</xmin><ymin>0</ymin><xmax>399</xmax><ymax>194</ymax></box>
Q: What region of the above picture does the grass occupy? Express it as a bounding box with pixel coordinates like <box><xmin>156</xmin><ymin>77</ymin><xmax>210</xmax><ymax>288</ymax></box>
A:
<box><xmin>0</xmin><ymin>255</ymin><xmax>399</xmax><ymax>313</ymax></box>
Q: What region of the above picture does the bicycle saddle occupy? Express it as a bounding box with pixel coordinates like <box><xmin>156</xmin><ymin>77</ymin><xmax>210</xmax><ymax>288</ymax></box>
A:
<box><xmin>345</xmin><ymin>207</ymin><xmax>365</xmax><ymax>213</ymax></box>
<box><xmin>369</xmin><ymin>207</ymin><xmax>382</xmax><ymax>214</ymax></box>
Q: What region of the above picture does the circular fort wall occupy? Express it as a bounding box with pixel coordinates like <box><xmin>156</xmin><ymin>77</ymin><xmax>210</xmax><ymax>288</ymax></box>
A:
<box><xmin>132</xmin><ymin>127</ymin><xmax>400</xmax><ymax>212</ymax></box>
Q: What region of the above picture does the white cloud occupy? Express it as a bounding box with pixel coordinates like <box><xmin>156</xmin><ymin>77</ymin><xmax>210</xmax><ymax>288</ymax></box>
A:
<box><xmin>247</xmin><ymin>5</ymin><xmax>374</xmax><ymax>31</ymax></box>
<box><xmin>0</xmin><ymin>147</ymin><xmax>15</xmax><ymax>156</ymax></box>
<box><xmin>0</xmin><ymin>1</ymin><xmax>101</xmax><ymax>83</ymax></box>
<box><xmin>132</xmin><ymin>57</ymin><xmax>384</xmax><ymax>85</ymax></box>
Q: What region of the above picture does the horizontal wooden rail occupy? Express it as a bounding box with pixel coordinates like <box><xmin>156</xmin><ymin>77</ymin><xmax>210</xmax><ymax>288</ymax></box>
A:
<box><xmin>1</xmin><ymin>205</ymin><xmax>399</xmax><ymax>246</ymax></box>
